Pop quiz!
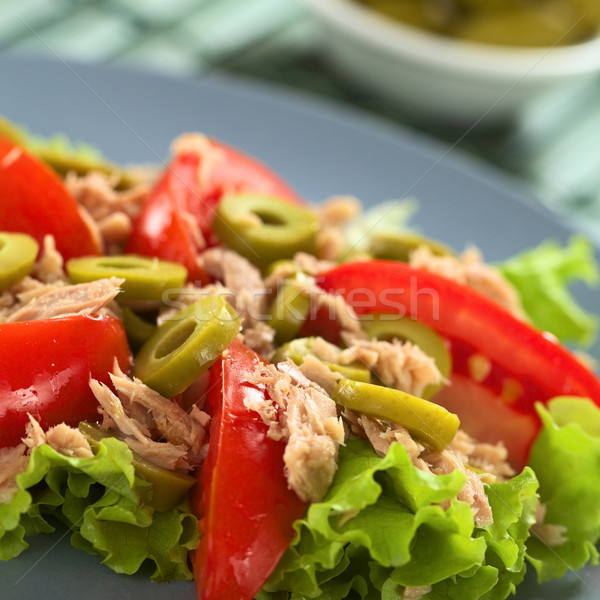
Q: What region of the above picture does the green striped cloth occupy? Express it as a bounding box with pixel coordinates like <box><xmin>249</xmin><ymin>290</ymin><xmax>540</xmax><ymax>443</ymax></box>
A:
<box><xmin>1</xmin><ymin>0</ymin><xmax>600</xmax><ymax>235</ymax></box>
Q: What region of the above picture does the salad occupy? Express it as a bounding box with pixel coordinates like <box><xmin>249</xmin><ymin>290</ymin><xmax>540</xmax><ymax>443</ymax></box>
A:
<box><xmin>0</xmin><ymin>118</ymin><xmax>599</xmax><ymax>600</ymax></box>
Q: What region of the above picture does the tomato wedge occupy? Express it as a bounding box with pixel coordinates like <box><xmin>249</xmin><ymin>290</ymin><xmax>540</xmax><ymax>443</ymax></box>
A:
<box><xmin>193</xmin><ymin>340</ymin><xmax>306</xmax><ymax>600</ymax></box>
<box><xmin>0</xmin><ymin>315</ymin><xmax>131</xmax><ymax>448</ymax></box>
<box><xmin>127</xmin><ymin>135</ymin><xmax>302</xmax><ymax>284</ymax></box>
<box><xmin>0</xmin><ymin>136</ymin><xmax>100</xmax><ymax>260</ymax></box>
<box><xmin>317</xmin><ymin>260</ymin><xmax>600</xmax><ymax>468</ymax></box>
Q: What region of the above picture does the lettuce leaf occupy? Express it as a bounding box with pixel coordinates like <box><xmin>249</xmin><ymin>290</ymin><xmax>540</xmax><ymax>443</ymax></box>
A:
<box><xmin>259</xmin><ymin>439</ymin><xmax>539</xmax><ymax>600</ymax></box>
<box><xmin>0</xmin><ymin>438</ymin><xmax>198</xmax><ymax>581</ymax></box>
<box><xmin>526</xmin><ymin>397</ymin><xmax>600</xmax><ymax>581</ymax></box>
<box><xmin>497</xmin><ymin>236</ymin><xmax>598</xmax><ymax>345</ymax></box>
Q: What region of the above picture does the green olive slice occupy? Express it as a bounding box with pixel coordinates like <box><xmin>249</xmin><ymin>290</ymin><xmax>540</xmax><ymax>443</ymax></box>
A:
<box><xmin>362</xmin><ymin>314</ymin><xmax>451</xmax><ymax>398</ymax></box>
<box><xmin>213</xmin><ymin>193</ymin><xmax>319</xmax><ymax>266</ymax></box>
<box><xmin>121</xmin><ymin>306</ymin><xmax>157</xmax><ymax>350</ymax></box>
<box><xmin>66</xmin><ymin>255</ymin><xmax>187</xmax><ymax>303</ymax></box>
<box><xmin>332</xmin><ymin>379</ymin><xmax>459</xmax><ymax>451</ymax></box>
<box><xmin>369</xmin><ymin>231</ymin><xmax>453</xmax><ymax>262</ymax></box>
<box><xmin>133</xmin><ymin>296</ymin><xmax>241</xmax><ymax>398</ymax></box>
<box><xmin>78</xmin><ymin>421</ymin><xmax>195</xmax><ymax>512</ymax></box>
<box><xmin>269</xmin><ymin>279</ymin><xmax>312</xmax><ymax>345</ymax></box>
<box><xmin>0</xmin><ymin>232</ymin><xmax>39</xmax><ymax>289</ymax></box>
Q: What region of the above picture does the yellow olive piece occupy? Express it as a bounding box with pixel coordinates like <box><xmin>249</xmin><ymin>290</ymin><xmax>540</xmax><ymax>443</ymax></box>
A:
<box><xmin>78</xmin><ymin>421</ymin><xmax>195</xmax><ymax>512</ymax></box>
<box><xmin>362</xmin><ymin>314</ymin><xmax>451</xmax><ymax>398</ymax></box>
<box><xmin>0</xmin><ymin>232</ymin><xmax>39</xmax><ymax>289</ymax></box>
<box><xmin>452</xmin><ymin>5</ymin><xmax>594</xmax><ymax>47</ymax></box>
<box><xmin>272</xmin><ymin>337</ymin><xmax>371</xmax><ymax>383</ymax></box>
<box><xmin>133</xmin><ymin>296</ymin><xmax>241</xmax><ymax>398</ymax></box>
<box><xmin>35</xmin><ymin>144</ymin><xmax>140</xmax><ymax>190</ymax></box>
<box><xmin>369</xmin><ymin>231</ymin><xmax>453</xmax><ymax>262</ymax></box>
<box><xmin>67</xmin><ymin>255</ymin><xmax>187</xmax><ymax>303</ymax></box>
<box><xmin>0</xmin><ymin>115</ymin><xmax>28</xmax><ymax>146</ymax></box>
<box><xmin>121</xmin><ymin>306</ymin><xmax>157</xmax><ymax>350</ymax></box>
<box><xmin>213</xmin><ymin>193</ymin><xmax>319</xmax><ymax>267</ymax></box>
<box><xmin>332</xmin><ymin>378</ymin><xmax>459</xmax><ymax>451</ymax></box>
<box><xmin>269</xmin><ymin>279</ymin><xmax>312</xmax><ymax>345</ymax></box>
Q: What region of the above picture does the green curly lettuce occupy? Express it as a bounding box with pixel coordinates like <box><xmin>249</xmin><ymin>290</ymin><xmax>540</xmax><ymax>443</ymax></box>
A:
<box><xmin>526</xmin><ymin>397</ymin><xmax>600</xmax><ymax>581</ymax></box>
<box><xmin>0</xmin><ymin>438</ymin><xmax>198</xmax><ymax>582</ymax></box>
<box><xmin>497</xmin><ymin>236</ymin><xmax>598</xmax><ymax>346</ymax></box>
<box><xmin>258</xmin><ymin>439</ymin><xmax>539</xmax><ymax>600</ymax></box>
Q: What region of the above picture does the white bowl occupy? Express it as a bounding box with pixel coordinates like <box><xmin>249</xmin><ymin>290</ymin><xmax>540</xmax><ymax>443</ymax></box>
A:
<box><xmin>303</xmin><ymin>0</ymin><xmax>600</xmax><ymax>127</ymax></box>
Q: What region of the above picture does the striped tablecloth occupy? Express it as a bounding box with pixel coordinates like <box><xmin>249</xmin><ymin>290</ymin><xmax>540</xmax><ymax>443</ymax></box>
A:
<box><xmin>1</xmin><ymin>0</ymin><xmax>600</xmax><ymax>238</ymax></box>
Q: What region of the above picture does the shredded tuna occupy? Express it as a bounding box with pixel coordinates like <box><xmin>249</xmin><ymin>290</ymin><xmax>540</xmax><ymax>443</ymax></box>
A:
<box><xmin>316</xmin><ymin>293</ymin><xmax>367</xmax><ymax>340</ymax></box>
<box><xmin>6</xmin><ymin>277</ymin><xmax>124</xmax><ymax>322</ymax></box>
<box><xmin>199</xmin><ymin>247</ymin><xmax>268</xmax><ymax>327</ymax></box>
<box><xmin>245</xmin><ymin>360</ymin><xmax>344</xmax><ymax>502</ymax></box>
<box><xmin>242</xmin><ymin>321</ymin><xmax>276</xmax><ymax>359</ymax></box>
<box><xmin>109</xmin><ymin>363</ymin><xmax>208</xmax><ymax>465</ymax></box>
<box><xmin>31</xmin><ymin>235</ymin><xmax>68</xmax><ymax>284</ymax></box>
<box><xmin>22</xmin><ymin>414</ymin><xmax>47</xmax><ymax>450</ymax></box>
<box><xmin>350</xmin><ymin>415</ymin><xmax>494</xmax><ymax>527</ymax></box>
<box><xmin>66</xmin><ymin>170</ymin><xmax>150</xmax><ymax>253</ymax></box>
<box><xmin>449</xmin><ymin>430</ymin><xmax>514</xmax><ymax>481</ymax></box>
<box><xmin>339</xmin><ymin>335</ymin><xmax>443</xmax><ymax>398</ymax></box>
<box><xmin>410</xmin><ymin>245</ymin><xmax>524</xmax><ymax>318</ymax></box>
<box><xmin>21</xmin><ymin>415</ymin><xmax>92</xmax><ymax>460</ymax></box>
<box><xmin>293</xmin><ymin>252</ymin><xmax>335</xmax><ymax>277</ymax></box>
<box><xmin>403</xmin><ymin>586</ymin><xmax>432</xmax><ymax>599</ymax></box>
<box><xmin>531</xmin><ymin>502</ymin><xmax>568</xmax><ymax>547</ymax></box>
<box><xmin>46</xmin><ymin>424</ymin><xmax>94</xmax><ymax>458</ymax></box>
<box><xmin>422</xmin><ymin>447</ymin><xmax>494</xmax><ymax>527</ymax></box>
<box><xmin>316</xmin><ymin>227</ymin><xmax>346</xmax><ymax>262</ymax></box>
<box><xmin>90</xmin><ymin>378</ymin><xmax>190</xmax><ymax>470</ymax></box>
<box><xmin>317</xmin><ymin>195</ymin><xmax>361</xmax><ymax>228</ymax></box>
<box><xmin>0</xmin><ymin>444</ymin><xmax>28</xmax><ymax>504</ymax></box>
<box><xmin>298</xmin><ymin>354</ymin><xmax>343</xmax><ymax>394</ymax></box>
<box><xmin>171</xmin><ymin>133</ymin><xmax>225</xmax><ymax>189</ymax></box>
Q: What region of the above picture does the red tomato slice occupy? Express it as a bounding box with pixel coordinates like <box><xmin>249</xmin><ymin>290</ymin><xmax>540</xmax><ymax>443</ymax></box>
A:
<box><xmin>193</xmin><ymin>340</ymin><xmax>306</xmax><ymax>600</ymax></box>
<box><xmin>0</xmin><ymin>315</ymin><xmax>131</xmax><ymax>448</ymax></box>
<box><xmin>317</xmin><ymin>260</ymin><xmax>600</xmax><ymax>468</ymax></box>
<box><xmin>127</xmin><ymin>136</ymin><xmax>302</xmax><ymax>283</ymax></box>
<box><xmin>0</xmin><ymin>136</ymin><xmax>100</xmax><ymax>260</ymax></box>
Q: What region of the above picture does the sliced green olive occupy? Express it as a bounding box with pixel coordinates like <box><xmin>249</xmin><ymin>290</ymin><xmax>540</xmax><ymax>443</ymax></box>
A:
<box><xmin>361</xmin><ymin>314</ymin><xmax>451</xmax><ymax>398</ymax></box>
<box><xmin>269</xmin><ymin>279</ymin><xmax>312</xmax><ymax>345</ymax></box>
<box><xmin>273</xmin><ymin>337</ymin><xmax>371</xmax><ymax>384</ymax></box>
<box><xmin>0</xmin><ymin>232</ymin><xmax>39</xmax><ymax>289</ymax></box>
<box><xmin>332</xmin><ymin>379</ymin><xmax>459</xmax><ymax>451</ymax></box>
<box><xmin>121</xmin><ymin>306</ymin><xmax>157</xmax><ymax>350</ymax></box>
<box><xmin>369</xmin><ymin>231</ymin><xmax>453</xmax><ymax>262</ymax></box>
<box><xmin>213</xmin><ymin>193</ymin><xmax>319</xmax><ymax>266</ymax></box>
<box><xmin>133</xmin><ymin>296</ymin><xmax>241</xmax><ymax>398</ymax></box>
<box><xmin>66</xmin><ymin>255</ymin><xmax>187</xmax><ymax>303</ymax></box>
<box><xmin>78</xmin><ymin>421</ymin><xmax>195</xmax><ymax>512</ymax></box>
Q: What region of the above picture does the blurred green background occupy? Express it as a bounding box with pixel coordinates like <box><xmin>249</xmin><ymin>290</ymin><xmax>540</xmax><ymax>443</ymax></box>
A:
<box><xmin>2</xmin><ymin>0</ymin><xmax>600</xmax><ymax>239</ymax></box>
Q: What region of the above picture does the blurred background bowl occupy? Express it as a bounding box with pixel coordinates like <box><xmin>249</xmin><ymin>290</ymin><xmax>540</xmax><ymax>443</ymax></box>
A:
<box><xmin>303</xmin><ymin>0</ymin><xmax>600</xmax><ymax>128</ymax></box>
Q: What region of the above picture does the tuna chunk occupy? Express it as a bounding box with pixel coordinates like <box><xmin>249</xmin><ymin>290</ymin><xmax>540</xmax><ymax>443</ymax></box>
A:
<box><xmin>0</xmin><ymin>444</ymin><xmax>29</xmax><ymax>503</ymax></box>
<box><xmin>6</xmin><ymin>277</ymin><xmax>124</xmax><ymax>322</ymax></box>
<box><xmin>66</xmin><ymin>170</ymin><xmax>150</xmax><ymax>253</ymax></box>
<box><xmin>245</xmin><ymin>360</ymin><xmax>344</xmax><ymax>502</ymax></box>
<box><xmin>89</xmin><ymin>363</ymin><xmax>210</xmax><ymax>470</ymax></box>
<box><xmin>339</xmin><ymin>335</ymin><xmax>443</xmax><ymax>398</ymax></box>
<box><xmin>410</xmin><ymin>245</ymin><xmax>524</xmax><ymax>318</ymax></box>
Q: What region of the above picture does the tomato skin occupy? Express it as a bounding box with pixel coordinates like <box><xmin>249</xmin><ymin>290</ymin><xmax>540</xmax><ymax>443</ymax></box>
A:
<box><xmin>127</xmin><ymin>137</ymin><xmax>302</xmax><ymax>283</ymax></box>
<box><xmin>317</xmin><ymin>260</ymin><xmax>600</xmax><ymax>467</ymax></box>
<box><xmin>0</xmin><ymin>136</ymin><xmax>100</xmax><ymax>260</ymax></box>
<box><xmin>0</xmin><ymin>315</ymin><xmax>131</xmax><ymax>448</ymax></box>
<box><xmin>193</xmin><ymin>340</ymin><xmax>306</xmax><ymax>600</ymax></box>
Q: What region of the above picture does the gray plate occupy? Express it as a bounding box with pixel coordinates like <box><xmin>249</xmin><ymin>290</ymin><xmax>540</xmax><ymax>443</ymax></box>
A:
<box><xmin>0</xmin><ymin>55</ymin><xmax>598</xmax><ymax>600</ymax></box>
